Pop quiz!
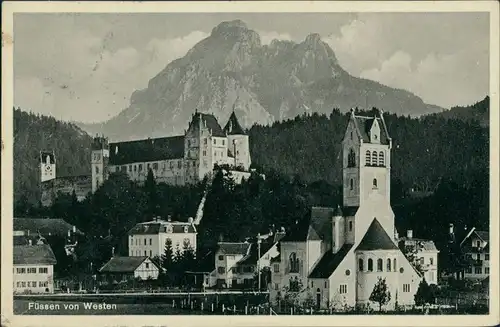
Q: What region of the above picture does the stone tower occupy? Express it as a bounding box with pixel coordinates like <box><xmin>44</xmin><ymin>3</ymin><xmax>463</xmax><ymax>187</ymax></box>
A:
<box><xmin>91</xmin><ymin>135</ymin><xmax>109</xmax><ymax>193</ymax></box>
<box><xmin>40</xmin><ymin>151</ymin><xmax>56</xmax><ymax>183</ymax></box>
<box><xmin>223</xmin><ymin>111</ymin><xmax>251</xmax><ymax>171</ymax></box>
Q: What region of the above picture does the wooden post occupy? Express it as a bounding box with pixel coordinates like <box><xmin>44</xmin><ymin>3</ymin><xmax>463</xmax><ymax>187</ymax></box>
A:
<box><xmin>245</xmin><ymin>305</ymin><xmax>248</xmax><ymax>315</ymax></box>
<box><xmin>257</xmin><ymin>306</ymin><xmax>259</xmax><ymax>315</ymax></box>
<box><xmin>201</xmin><ymin>302</ymin><xmax>204</xmax><ymax>311</ymax></box>
<box><xmin>191</xmin><ymin>301</ymin><xmax>194</xmax><ymax>310</ymax></box>
<box><xmin>211</xmin><ymin>303</ymin><xmax>214</xmax><ymax>312</ymax></box>
<box><xmin>310</xmin><ymin>307</ymin><xmax>313</xmax><ymax>315</ymax></box>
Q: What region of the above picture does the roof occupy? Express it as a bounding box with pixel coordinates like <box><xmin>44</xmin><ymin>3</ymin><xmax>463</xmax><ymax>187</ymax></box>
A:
<box><xmin>270</xmin><ymin>255</ymin><xmax>281</xmax><ymax>263</ymax></box>
<box><xmin>217</xmin><ymin>242</ymin><xmax>250</xmax><ymax>255</ymax></box>
<box><xmin>13</xmin><ymin>235</ymin><xmax>47</xmax><ymax>246</ymax></box>
<box><xmin>99</xmin><ymin>256</ymin><xmax>154</xmax><ymax>273</ymax></box>
<box><xmin>109</xmin><ymin>135</ymin><xmax>185</xmax><ymax>165</ymax></box>
<box><xmin>281</xmin><ymin>207</ymin><xmax>334</xmax><ymax>243</ymax></box>
<box><xmin>343</xmin><ymin>206</ymin><xmax>359</xmax><ymax>217</ymax></box>
<box><xmin>356</xmin><ymin>218</ymin><xmax>398</xmax><ymax>251</ymax></box>
<box><xmin>190</xmin><ymin>112</ymin><xmax>226</xmax><ymax>137</ymax></box>
<box><xmin>14</xmin><ymin>218</ymin><xmax>83</xmax><ymax>236</ymax></box>
<box><xmin>13</xmin><ymin>244</ymin><xmax>57</xmax><ymax>265</ymax></box>
<box><xmin>223</xmin><ymin>112</ymin><xmax>246</xmax><ymax>135</ymax></box>
<box><xmin>237</xmin><ymin>239</ymin><xmax>276</xmax><ymax>265</ymax></box>
<box><xmin>308</xmin><ymin>244</ymin><xmax>353</xmax><ymax>278</ymax></box>
<box><xmin>128</xmin><ymin>220</ymin><xmax>196</xmax><ymax>235</ymax></box>
<box><xmin>474</xmin><ymin>230</ymin><xmax>489</xmax><ymax>242</ymax></box>
<box><xmin>40</xmin><ymin>151</ymin><xmax>55</xmax><ymax>164</ymax></box>
<box><xmin>398</xmin><ymin>238</ymin><xmax>438</xmax><ymax>251</ymax></box>
<box><xmin>351</xmin><ymin>113</ymin><xmax>390</xmax><ymax>145</ymax></box>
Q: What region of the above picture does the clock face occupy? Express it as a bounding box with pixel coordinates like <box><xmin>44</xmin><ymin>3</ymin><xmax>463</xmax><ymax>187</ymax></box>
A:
<box><xmin>45</xmin><ymin>165</ymin><xmax>52</xmax><ymax>172</ymax></box>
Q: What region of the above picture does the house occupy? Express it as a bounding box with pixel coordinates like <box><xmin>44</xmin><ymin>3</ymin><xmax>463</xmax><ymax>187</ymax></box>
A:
<box><xmin>98</xmin><ymin>256</ymin><xmax>160</xmax><ymax>284</ymax></box>
<box><xmin>128</xmin><ymin>217</ymin><xmax>197</xmax><ymax>259</ymax></box>
<box><xmin>397</xmin><ymin>230</ymin><xmax>439</xmax><ymax>284</ymax></box>
<box><xmin>213</xmin><ymin>242</ymin><xmax>251</xmax><ymax>288</ymax></box>
<box><xmin>269</xmin><ymin>109</ymin><xmax>425</xmax><ymax>311</ymax></box>
<box><xmin>13</xmin><ymin>244</ymin><xmax>57</xmax><ymax>294</ymax></box>
<box><xmin>460</xmin><ymin>228</ymin><xmax>490</xmax><ymax>281</ymax></box>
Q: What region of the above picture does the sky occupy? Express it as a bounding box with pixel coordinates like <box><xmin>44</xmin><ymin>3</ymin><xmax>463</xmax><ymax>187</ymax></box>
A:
<box><xmin>13</xmin><ymin>12</ymin><xmax>490</xmax><ymax>123</ymax></box>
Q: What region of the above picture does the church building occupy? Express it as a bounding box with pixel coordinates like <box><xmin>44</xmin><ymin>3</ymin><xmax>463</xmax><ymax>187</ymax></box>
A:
<box><xmin>269</xmin><ymin>109</ymin><xmax>424</xmax><ymax>311</ymax></box>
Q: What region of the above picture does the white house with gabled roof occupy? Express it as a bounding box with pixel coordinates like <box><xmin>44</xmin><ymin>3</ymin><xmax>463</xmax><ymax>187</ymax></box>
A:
<box><xmin>270</xmin><ymin>109</ymin><xmax>426</xmax><ymax>311</ymax></box>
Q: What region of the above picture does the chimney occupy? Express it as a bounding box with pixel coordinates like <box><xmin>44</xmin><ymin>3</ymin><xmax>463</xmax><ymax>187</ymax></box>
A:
<box><xmin>407</xmin><ymin>230</ymin><xmax>413</xmax><ymax>239</ymax></box>
<box><xmin>449</xmin><ymin>223</ymin><xmax>454</xmax><ymax>235</ymax></box>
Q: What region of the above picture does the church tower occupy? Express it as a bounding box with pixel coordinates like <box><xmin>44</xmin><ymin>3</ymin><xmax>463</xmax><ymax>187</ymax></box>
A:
<box><xmin>40</xmin><ymin>151</ymin><xmax>56</xmax><ymax>183</ymax></box>
<box><xmin>223</xmin><ymin>110</ymin><xmax>251</xmax><ymax>171</ymax></box>
<box><xmin>91</xmin><ymin>135</ymin><xmax>109</xmax><ymax>193</ymax></box>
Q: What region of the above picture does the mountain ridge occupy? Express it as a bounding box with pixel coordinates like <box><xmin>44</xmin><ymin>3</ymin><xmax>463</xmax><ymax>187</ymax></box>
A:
<box><xmin>73</xmin><ymin>20</ymin><xmax>444</xmax><ymax>141</ymax></box>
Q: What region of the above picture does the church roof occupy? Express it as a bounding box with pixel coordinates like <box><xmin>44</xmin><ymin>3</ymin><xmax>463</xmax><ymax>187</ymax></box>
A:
<box><xmin>308</xmin><ymin>244</ymin><xmax>353</xmax><ymax>278</ymax></box>
<box><xmin>190</xmin><ymin>112</ymin><xmax>226</xmax><ymax>137</ymax></box>
<box><xmin>281</xmin><ymin>207</ymin><xmax>333</xmax><ymax>243</ymax></box>
<box><xmin>223</xmin><ymin>112</ymin><xmax>246</xmax><ymax>135</ymax></box>
<box><xmin>356</xmin><ymin>218</ymin><xmax>398</xmax><ymax>251</ymax></box>
<box><xmin>351</xmin><ymin>113</ymin><xmax>390</xmax><ymax>145</ymax></box>
<box><xmin>109</xmin><ymin>135</ymin><xmax>185</xmax><ymax>165</ymax></box>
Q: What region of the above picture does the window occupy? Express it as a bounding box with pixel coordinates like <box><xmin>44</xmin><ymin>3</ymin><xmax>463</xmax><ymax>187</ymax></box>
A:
<box><xmin>214</xmin><ymin>139</ymin><xmax>217</xmax><ymax>145</ymax></box>
<box><xmin>169</xmin><ymin>161</ymin><xmax>174</xmax><ymax>169</ymax></box>
<box><xmin>289</xmin><ymin>253</ymin><xmax>300</xmax><ymax>273</ymax></box>
<box><xmin>485</xmin><ymin>267</ymin><xmax>490</xmax><ymax>274</ymax></box>
<box><xmin>387</xmin><ymin>258</ymin><xmax>392</xmax><ymax>271</ymax></box>
<box><xmin>149</xmin><ymin>238</ymin><xmax>152</xmax><ymax>245</ymax></box>
<box><xmin>139</xmin><ymin>164</ymin><xmax>143</xmax><ymax>171</ymax></box>
<box><xmin>39</xmin><ymin>267</ymin><xmax>48</xmax><ymax>274</ymax></box>
<box><xmin>349</xmin><ymin>221</ymin><xmax>353</xmax><ymax>232</ymax></box>
<box><xmin>324</xmin><ymin>281</ymin><xmax>328</xmax><ymax>288</ymax></box>
<box><xmin>466</xmin><ymin>266</ymin><xmax>472</xmax><ymax>273</ymax></box>
<box><xmin>135</xmin><ymin>239</ymin><xmax>138</xmax><ymax>245</ymax></box>
<box><xmin>134</xmin><ymin>165</ymin><xmax>137</xmax><ymax>172</ymax></box>
<box><xmin>350</xmin><ymin>179</ymin><xmax>354</xmax><ymax>190</ymax></box>
<box><xmin>204</xmin><ymin>139</ymin><xmax>207</xmax><ymax>145</ymax></box>
<box><xmin>403</xmin><ymin>284</ymin><xmax>410</xmax><ymax>292</ymax></box>
<box><xmin>149</xmin><ymin>250</ymin><xmax>152</xmax><ymax>257</ymax></box>
<box><xmin>16</xmin><ymin>268</ymin><xmax>26</xmax><ymax>274</ymax></box>
<box><xmin>178</xmin><ymin>161</ymin><xmax>182</xmax><ymax>169</ymax></box>
<box><xmin>27</xmin><ymin>268</ymin><xmax>37</xmax><ymax>274</ymax></box>
<box><xmin>129</xmin><ymin>165</ymin><xmax>132</xmax><ymax>172</ymax></box>
<box><xmin>153</xmin><ymin>163</ymin><xmax>158</xmax><ymax>170</ymax></box>
<box><xmin>144</xmin><ymin>238</ymin><xmax>147</xmax><ymax>245</ymax></box>
<box><xmin>475</xmin><ymin>267</ymin><xmax>482</xmax><ymax>274</ymax></box>
<box><xmin>311</xmin><ymin>281</ymin><xmax>314</xmax><ymax>288</ymax></box>
<box><xmin>203</xmin><ymin>150</ymin><xmax>206</xmax><ymax>156</ymax></box>
<box><xmin>122</xmin><ymin>165</ymin><xmax>127</xmax><ymax>172</ymax></box>
<box><xmin>476</xmin><ymin>253</ymin><xmax>480</xmax><ymax>260</ymax></box>
<box><xmin>372</xmin><ymin>151</ymin><xmax>378</xmax><ymax>164</ymax></box>
<box><xmin>368</xmin><ymin>258</ymin><xmax>373</xmax><ymax>272</ymax></box>
<box><xmin>377</xmin><ymin>258</ymin><xmax>383</xmax><ymax>272</ymax></box>
<box><xmin>95</xmin><ymin>166</ymin><xmax>100</xmax><ymax>174</ymax></box>
<box><xmin>476</xmin><ymin>240</ymin><xmax>481</xmax><ymax>247</ymax></box>
<box><xmin>274</xmin><ymin>264</ymin><xmax>279</xmax><ymax>273</ymax></box>
<box><xmin>430</xmin><ymin>258</ymin><xmax>434</xmax><ymax>265</ymax></box>
<box><xmin>379</xmin><ymin>151</ymin><xmax>384</xmax><ymax>166</ymax></box>
<box><xmin>393</xmin><ymin>258</ymin><xmax>397</xmax><ymax>271</ymax></box>
<box><xmin>274</xmin><ymin>283</ymin><xmax>279</xmax><ymax>290</ymax></box>
<box><xmin>222</xmin><ymin>140</ymin><xmax>225</xmax><ymax>146</ymax></box>
<box><xmin>218</xmin><ymin>255</ymin><xmax>224</xmax><ymax>261</ymax></box>
<box><xmin>350</xmin><ymin>131</ymin><xmax>353</xmax><ymax>140</ymax></box>
<box><xmin>485</xmin><ymin>253</ymin><xmax>490</xmax><ymax>260</ymax></box>
<box><xmin>373</xmin><ymin>178</ymin><xmax>378</xmax><ymax>189</ymax></box>
<box><xmin>365</xmin><ymin>151</ymin><xmax>371</xmax><ymax>165</ymax></box>
<box><xmin>339</xmin><ymin>284</ymin><xmax>347</xmax><ymax>294</ymax></box>
<box><xmin>358</xmin><ymin>258</ymin><xmax>364</xmax><ymax>271</ymax></box>
<box><xmin>348</xmin><ymin>149</ymin><xmax>356</xmax><ymax>167</ymax></box>
<box><xmin>21</xmin><ymin>281</ymin><xmax>26</xmax><ymax>287</ymax></box>
<box><xmin>145</xmin><ymin>263</ymin><xmax>149</xmax><ymax>269</ymax></box>
<box><xmin>214</xmin><ymin>151</ymin><xmax>217</xmax><ymax>157</ymax></box>
<box><xmin>217</xmin><ymin>267</ymin><xmax>225</xmax><ymax>274</ymax></box>
<box><xmin>39</xmin><ymin>281</ymin><xmax>48</xmax><ymax>288</ymax></box>
<box><xmin>345</xmin><ymin>269</ymin><xmax>351</xmax><ymax>276</ymax></box>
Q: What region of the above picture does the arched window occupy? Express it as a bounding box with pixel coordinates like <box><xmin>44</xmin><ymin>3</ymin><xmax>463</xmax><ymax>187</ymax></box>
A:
<box><xmin>372</xmin><ymin>151</ymin><xmax>378</xmax><ymax>165</ymax></box>
<box><xmin>289</xmin><ymin>253</ymin><xmax>300</xmax><ymax>273</ymax></box>
<box><xmin>393</xmin><ymin>258</ymin><xmax>397</xmax><ymax>271</ymax></box>
<box><xmin>365</xmin><ymin>151</ymin><xmax>371</xmax><ymax>165</ymax></box>
<box><xmin>379</xmin><ymin>151</ymin><xmax>384</xmax><ymax>166</ymax></box>
<box><xmin>387</xmin><ymin>258</ymin><xmax>392</xmax><ymax>271</ymax></box>
<box><xmin>348</xmin><ymin>149</ymin><xmax>356</xmax><ymax>167</ymax></box>
<box><xmin>373</xmin><ymin>178</ymin><xmax>378</xmax><ymax>189</ymax></box>
<box><xmin>350</xmin><ymin>179</ymin><xmax>354</xmax><ymax>190</ymax></box>
<box><xmin>358</xmin><ymin>258</ymin><xmax>364</xmax><ymax>271</ymax></box>
<box><xmin>377</xmin><ymin>258</ymin><xmax>383</xmax><ymax>272</ymax></box>
<box><xmin>368</xmin><ymin>258</ymin><xmax>373</xmax><ymax>272</ymax></box>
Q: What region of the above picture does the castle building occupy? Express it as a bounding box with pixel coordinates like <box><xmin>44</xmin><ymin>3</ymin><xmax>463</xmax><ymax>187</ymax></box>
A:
<box><xmin>96</xmin><ymin>111</ymin><xmax>251</xmax><ymax>187</ymax></box>
<box><xmin>40</xmin><ymin>111</ymin><xmax>251</xmax><ymax>205</ymax></box>
<box><xmin>269</xmin><ymin>109</ymin><xmax>427</xmax><ymax>311</ymax></box>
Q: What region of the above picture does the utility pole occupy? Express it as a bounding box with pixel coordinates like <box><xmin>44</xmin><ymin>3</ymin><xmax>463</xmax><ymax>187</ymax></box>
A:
<box><xmin>257</xmin><ymin>233</ymin><xmax>262</xmax><ymax>291</ymax></box>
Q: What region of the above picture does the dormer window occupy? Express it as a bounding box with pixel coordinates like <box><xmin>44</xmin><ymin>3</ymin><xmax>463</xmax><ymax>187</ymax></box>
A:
<box><xmin>166</xmin><ymin>225</ymin><xmax>173</xmax><ymax>233</ymax></box>
<box><xmin>184</xmin><ymin>226</ymin><xmax>189</xmax><ymax>233</ymax></box>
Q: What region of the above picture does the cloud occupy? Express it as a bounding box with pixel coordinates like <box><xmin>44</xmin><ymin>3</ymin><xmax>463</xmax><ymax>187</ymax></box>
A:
<box><xmin>14</xmin><ymin>30</ymin><xmax>209</xmax><ymax>123</ymax></box>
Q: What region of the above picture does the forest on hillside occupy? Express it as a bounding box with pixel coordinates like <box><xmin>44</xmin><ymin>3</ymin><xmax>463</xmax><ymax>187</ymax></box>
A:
<box><xmin>13</xmin><ymin>108</ymin><xmax>93</xmax><ymax>204</ymax></box>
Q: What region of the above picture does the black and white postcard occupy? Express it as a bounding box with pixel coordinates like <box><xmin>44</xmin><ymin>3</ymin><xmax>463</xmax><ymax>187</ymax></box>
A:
<box><xmin>1</xmin><ymin>1</ymin><xmax>499</xmax><ymax>327</ymax></box>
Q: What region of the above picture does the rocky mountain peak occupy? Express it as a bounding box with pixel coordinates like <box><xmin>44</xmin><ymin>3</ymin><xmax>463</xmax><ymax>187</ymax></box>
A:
<box><xmin>304</xmin><ymin>33</ymin><xmax>322</xmax><ymax>45</ymax></box>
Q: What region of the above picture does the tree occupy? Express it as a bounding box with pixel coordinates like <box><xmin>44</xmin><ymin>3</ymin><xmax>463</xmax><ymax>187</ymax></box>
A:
<box><xmin>369</xmin><ymin>277</ymin><xmax>391</xmax><ymax>311</ymax></box>
<box><xmin>144</xmin><ymin>168</ymin><xmax>158</xmax><ymax>220</ymax></box>
<box><xmin>414</xmin><ymin>278</ymin><xmax>432</xmax><ymax>306</ymax></box>
<box><xmin>161</xmin><ymin>238</ymin><xmax>174</xmax><ymax>271</ymax></box>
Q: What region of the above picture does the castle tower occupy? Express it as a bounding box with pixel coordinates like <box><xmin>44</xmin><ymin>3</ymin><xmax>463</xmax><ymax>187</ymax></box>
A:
<box><xmin>40</xmin><ymin>151</ymin><xmax>56</xmax><ymax>182</ymax></box>
<box><xmin>342</xmin><ymin>108</ymin><xmax>394</xmax><ymax>242</ymax></box>
<box><xmin>223</xmin><ymin>110</ymin><xmax>251</xmax><ymax>171</ymax></box>
<box><xmin>91</xmin><ymin>135</ymin><xmax>109</xmax><ymax>193</ymax></box>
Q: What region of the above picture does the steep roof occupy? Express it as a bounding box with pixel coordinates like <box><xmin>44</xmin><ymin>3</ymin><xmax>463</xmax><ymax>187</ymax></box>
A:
<box><xmin>351</xmin><ymin>113</ymin><xmax>390</xmax><ymax>145</ymax></box>
<box><xmin>128</xmin><ymin>220</ymin><xmax>196</xmax><ymax>235</ymax></box>
<box><xmin>356</xmin><ymin>218</ymin><xmax>398</xmax><ymax>251</ymax></box>
<box><xmin>13</xmin><ymin>244</ymin><xmax>57</xmax><ymax>265</ymax></box>
<box><xmin>217</xmin><ymin>242</ymin><xmax>250</xmax><ymax>255</ymax></box>
<box><xmin>223</xmin><ymin>112</ymin><xmax>246</xmax><ymax>135</ymax></box>
<box><xmin>109</xmin><ymin>135</ymin><xmax>185</xmax><ymax>165</ymax></box>
<box><xmin>14</xmin><ymin>218</ymin><xmax>83</xmax><ymax>236</ymax></box>
<box><xmin>190</xmin><ymin>112</ymin><xmax>226</xmax><ymax>137</ymax></box>
<box><xmin>99</xmin><ymin>256</ymin><xmax>154</xmax><ymax>273</ymax></box>
<box><xmin>474</xmin><ymin>230</ymin><xmax>489</xmax><ymax>242</ymax></box>
<box><xmin>281</xmin><ymin>207</ymin><xmax>334</xmax><ymax>243</ymax></box>
<box><xmin>308</xmin><ymin>244</ymin><xmax>353</xmax><ymax>278</ymax></box>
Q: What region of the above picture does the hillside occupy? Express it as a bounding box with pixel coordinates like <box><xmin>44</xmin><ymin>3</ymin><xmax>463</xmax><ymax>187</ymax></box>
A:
<box><xmin>433</xmin><ymin>96</ymin><xmax>489</xmax><ymax>127</ymax></box>
<box><xmin>13</xmin><ymin>108</ymin><xmax>93</xmax><ymax>205</ymax></box>
<box><xmin>78</xmin><ymin>20</ymin><xmax>443</xmax><ymax>141</ymax></box>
